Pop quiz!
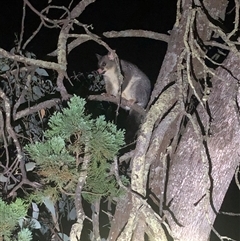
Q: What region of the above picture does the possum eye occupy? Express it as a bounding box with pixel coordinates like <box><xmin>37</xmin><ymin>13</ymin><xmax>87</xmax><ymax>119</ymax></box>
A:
<box><xmin>102</xmin><ymin>62</ymin><xmax>106</xmax><ymax>67</ymax></box>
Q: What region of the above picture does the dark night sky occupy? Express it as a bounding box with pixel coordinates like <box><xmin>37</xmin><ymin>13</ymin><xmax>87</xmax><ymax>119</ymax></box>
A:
<box><xmin>0</xmin><ymin>0</ymin><xmax>176</xmax><ymax>83</ymax></box>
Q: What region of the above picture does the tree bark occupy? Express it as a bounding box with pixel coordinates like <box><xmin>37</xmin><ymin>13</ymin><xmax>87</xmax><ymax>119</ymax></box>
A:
<box><xmin>147</xmin><ymin>0</ymin><xmax>240</xmax><ymax>239</ymax></box>
<box><xmin>164</xmin><ymin>51</ymin><xmax>240</xmax><ymax>240</ymax></box>
<box><xmin>106</xmin><ymin>0</ymin><xmax>240</xmax><ymax>240</ymax></box>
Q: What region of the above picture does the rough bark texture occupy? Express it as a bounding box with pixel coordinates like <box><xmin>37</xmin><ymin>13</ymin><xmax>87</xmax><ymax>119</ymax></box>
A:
<box><xmin>146</xmin><ymin>0</ymin><xmax>239</xmax><ymax>240</ymax></box>
<box><xmin>164</xmin><ymin>52</ymin><xmax>240</xmax><ymax>241</ymax></box>
<box><xmin>109</xmin><ymin>0</ymin><xmax>240</xmax><ymax>240</ymax></box>
<box><xmin>108</xmin><ymin>193</ymin><xmax>132</xmax><ymax>240</ymax></box>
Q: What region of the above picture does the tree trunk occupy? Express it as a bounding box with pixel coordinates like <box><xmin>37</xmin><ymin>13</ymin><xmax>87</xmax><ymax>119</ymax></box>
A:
<box><xmin>163</xmin><ymin>51</ymin><xmax>240</xmax><ymax>240</ymax></box>
<box><xmin>109</xmin><ymin>0</ymin><xmax>240</xmax><ymax>240</ymax></box>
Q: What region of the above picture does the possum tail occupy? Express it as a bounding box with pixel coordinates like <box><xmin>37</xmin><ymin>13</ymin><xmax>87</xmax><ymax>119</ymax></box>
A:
<box><xmin>125</xmin><ymin>109</ymin><xmax>144</xmax><ymax>144</ymax></box>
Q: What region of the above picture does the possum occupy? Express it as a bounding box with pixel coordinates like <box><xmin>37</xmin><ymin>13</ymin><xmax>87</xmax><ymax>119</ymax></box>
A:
<box><xmin>96</xmin><ymin>52</ymin><xmax>151</xmax><ymax>109</ymax></box>
<box><xmin>96</xmin><ymin>51</ymin><xmax>151</xmax><ymax>143</ymax></box>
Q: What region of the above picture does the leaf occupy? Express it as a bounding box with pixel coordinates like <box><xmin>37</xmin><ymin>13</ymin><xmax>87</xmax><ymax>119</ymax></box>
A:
<box><xmin>45</xmin><ymin>79</ymin><xmax>53</xmax><ymax>87</ymax></box>
<box><xmin>31</xmin><ymin>219</ymin><xmax>41</xmax><ymax>229</ymax></box>
<box><xmin>42</xmin><ymin>196</ymin><xmax>56</xmax><ymax>221</ymax></box>
<box><xmin>32</xmin><ymin>75</ymin><xmax>37</xmax><ymax>81</ymax></box>
<box><xmin>7</xmin><ymin>184</ymin><xmax>15</xmax><ymax>190</ymax></box>
<box><xmin>32</xmin><ymin>86</ymin><xmax>43</xmax><ymax>98</ymax></box>
<box><xmin>0</xmin><ymin>174</ymin><xmax>8</xmax><ymax>182</ymax></box>
<box><xmin>40</xmin><ymin>109</ymin><xmax>46</xmax><ymax>119</ymax></box>
<box><xmin>25</xmin><ymin>162</ymin><xmax>36</xmax><ymax>171</ymax></box>
<box><xmin>1</xmin><ymin>64</ymin><xmax>10</xmax><ymax>71</ymax></box>
<box><xmin>31</xmin><ymin>202</ymin><xmax>39</xmax><ymax>220</ymax></box>
<box><xmin>68</xmin><ymin>207</ymin><xmax>76</xmax><ymax>221</ymax></box>
<box><xmin>18</xmin><ymin>217</ymin><xmax>24</xmax><ymax>228</ymax></box>
<box><xmin>35</xmin><ymin>67</ymin><xmax>49</xmax><ymax>76</ymax></box>
<box><xmin>57</xmin><ymin>233</ymin><xmax>70</xmax><ymax>241</ymax></box>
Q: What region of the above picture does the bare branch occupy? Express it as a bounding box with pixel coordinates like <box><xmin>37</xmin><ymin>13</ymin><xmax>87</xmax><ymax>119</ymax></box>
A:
<box><xmin>0</xmin><ymin>88</ymin><xmax>41</xmax><ymax>197</ymax></box>
<box><xmin>0</xmin><ymin>47</ymin><xmax>66</xmax><ymax>72</ymax></box>
<box><xmin>88</xmin><ymin>94</ymin><xmax>147</xmax><ymax>116</ymax></box>
<box><xmin>24</xmin><ymin>0</ymin><xmax>65</xmax><ymax>26</ymax></box>
<box><xmin>70</xmin><ymin>148</ymin><xmax>91</xmax><ymax>241</ymax></box>
<box><xmin>14</xmin><ymin>98</ymin><xmax>61</xmax><ymax>120</ymax></box>
<box><xmin>103</xmin><ymin>30</ymin><xmax>170</xmax><ymax>43</ymax></box>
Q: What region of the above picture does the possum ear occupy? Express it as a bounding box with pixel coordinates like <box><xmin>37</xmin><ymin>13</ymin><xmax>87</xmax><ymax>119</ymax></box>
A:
<box><xmin>96</xmin><ymin>54</ymin><xmax>102</xmax><ymax>60</ymax></box>
<box><xmin>107</xmin><ymin>50</ymin><xmax>116</xmax><ymax>60</ymax></box>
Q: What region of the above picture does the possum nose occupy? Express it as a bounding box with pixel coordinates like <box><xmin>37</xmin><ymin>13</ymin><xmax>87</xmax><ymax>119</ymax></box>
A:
<box><xmin>97</xmin><ymin>68</ymin><xmax>106</xmax><ymax>75</ymax></box>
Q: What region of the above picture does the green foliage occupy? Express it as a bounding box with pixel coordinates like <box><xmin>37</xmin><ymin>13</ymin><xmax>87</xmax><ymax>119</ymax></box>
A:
<box><xmin>25</xmin><ymin>136</ymin><xmax>75</xmax><ymax>166</ymax></box>
<box><xmin>28</xmin><ymin>186</ymin><xmax>60</xmax><ymax>205</ymax></box>
<box><xmin>17</xmin><ymin>228</ymin><xmax>32</xmax><ymax>241</ymax></box>
<box><xmin>45</xmin><ymin>95</ymin><xmax>92</xmax><ymax>140</ymax></box>
<box><xmin>82</xmin><ymin>160</ymin><xmax>115</xmax><ymax>203</ymax></box>
<box><xmin>25</xmin><ymin>135</ymin><xmax>78</xmax><ymax>191</ymax></box>
<box><xmin>25</xmin><ymin>95</ymin><xmax>125</xmax><ymax>202</ymax></box>
<box><xmin>0</xmin><ymin>198</ymin><xmax>30</xmax><ymax>241</ymax></box>
<box><xmin>89</xmin><ymin>115</ymin><xmax>126</xmax><ymax>161</ymax></box>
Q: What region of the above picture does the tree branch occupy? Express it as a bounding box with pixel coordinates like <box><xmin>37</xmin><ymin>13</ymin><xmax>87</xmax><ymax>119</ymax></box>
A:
<box><xmin>88</xmin><ymin>94</ymin><xmax>147</xmax><ymax>116</ymax></box>
<box><xmin>103</xmin><ymin>30</ymin><xmax>170</xmax><ymax>43</ymax></box>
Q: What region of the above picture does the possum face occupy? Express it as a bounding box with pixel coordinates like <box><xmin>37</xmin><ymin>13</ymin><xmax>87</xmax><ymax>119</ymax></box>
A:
<box><xmin>96</xmin><ymin>54</ymin><xmax>116</xmax><ymax>75</ymax></box>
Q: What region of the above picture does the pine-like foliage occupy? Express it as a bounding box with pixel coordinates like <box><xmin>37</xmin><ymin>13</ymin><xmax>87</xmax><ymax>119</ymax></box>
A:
<box><xmin>25</xmin><ymin>95</ymin><xmax>125</xmax><ymax>202</ymax></box>
<box><xmin>17</xmin><ymin>228</ymin><xmax>32</xmax><ymax>241</ymax></box>
<box><xmin>0</xmin><ymin>198</ymin><xmax>31</xmax><ymax>241</ymax></box>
